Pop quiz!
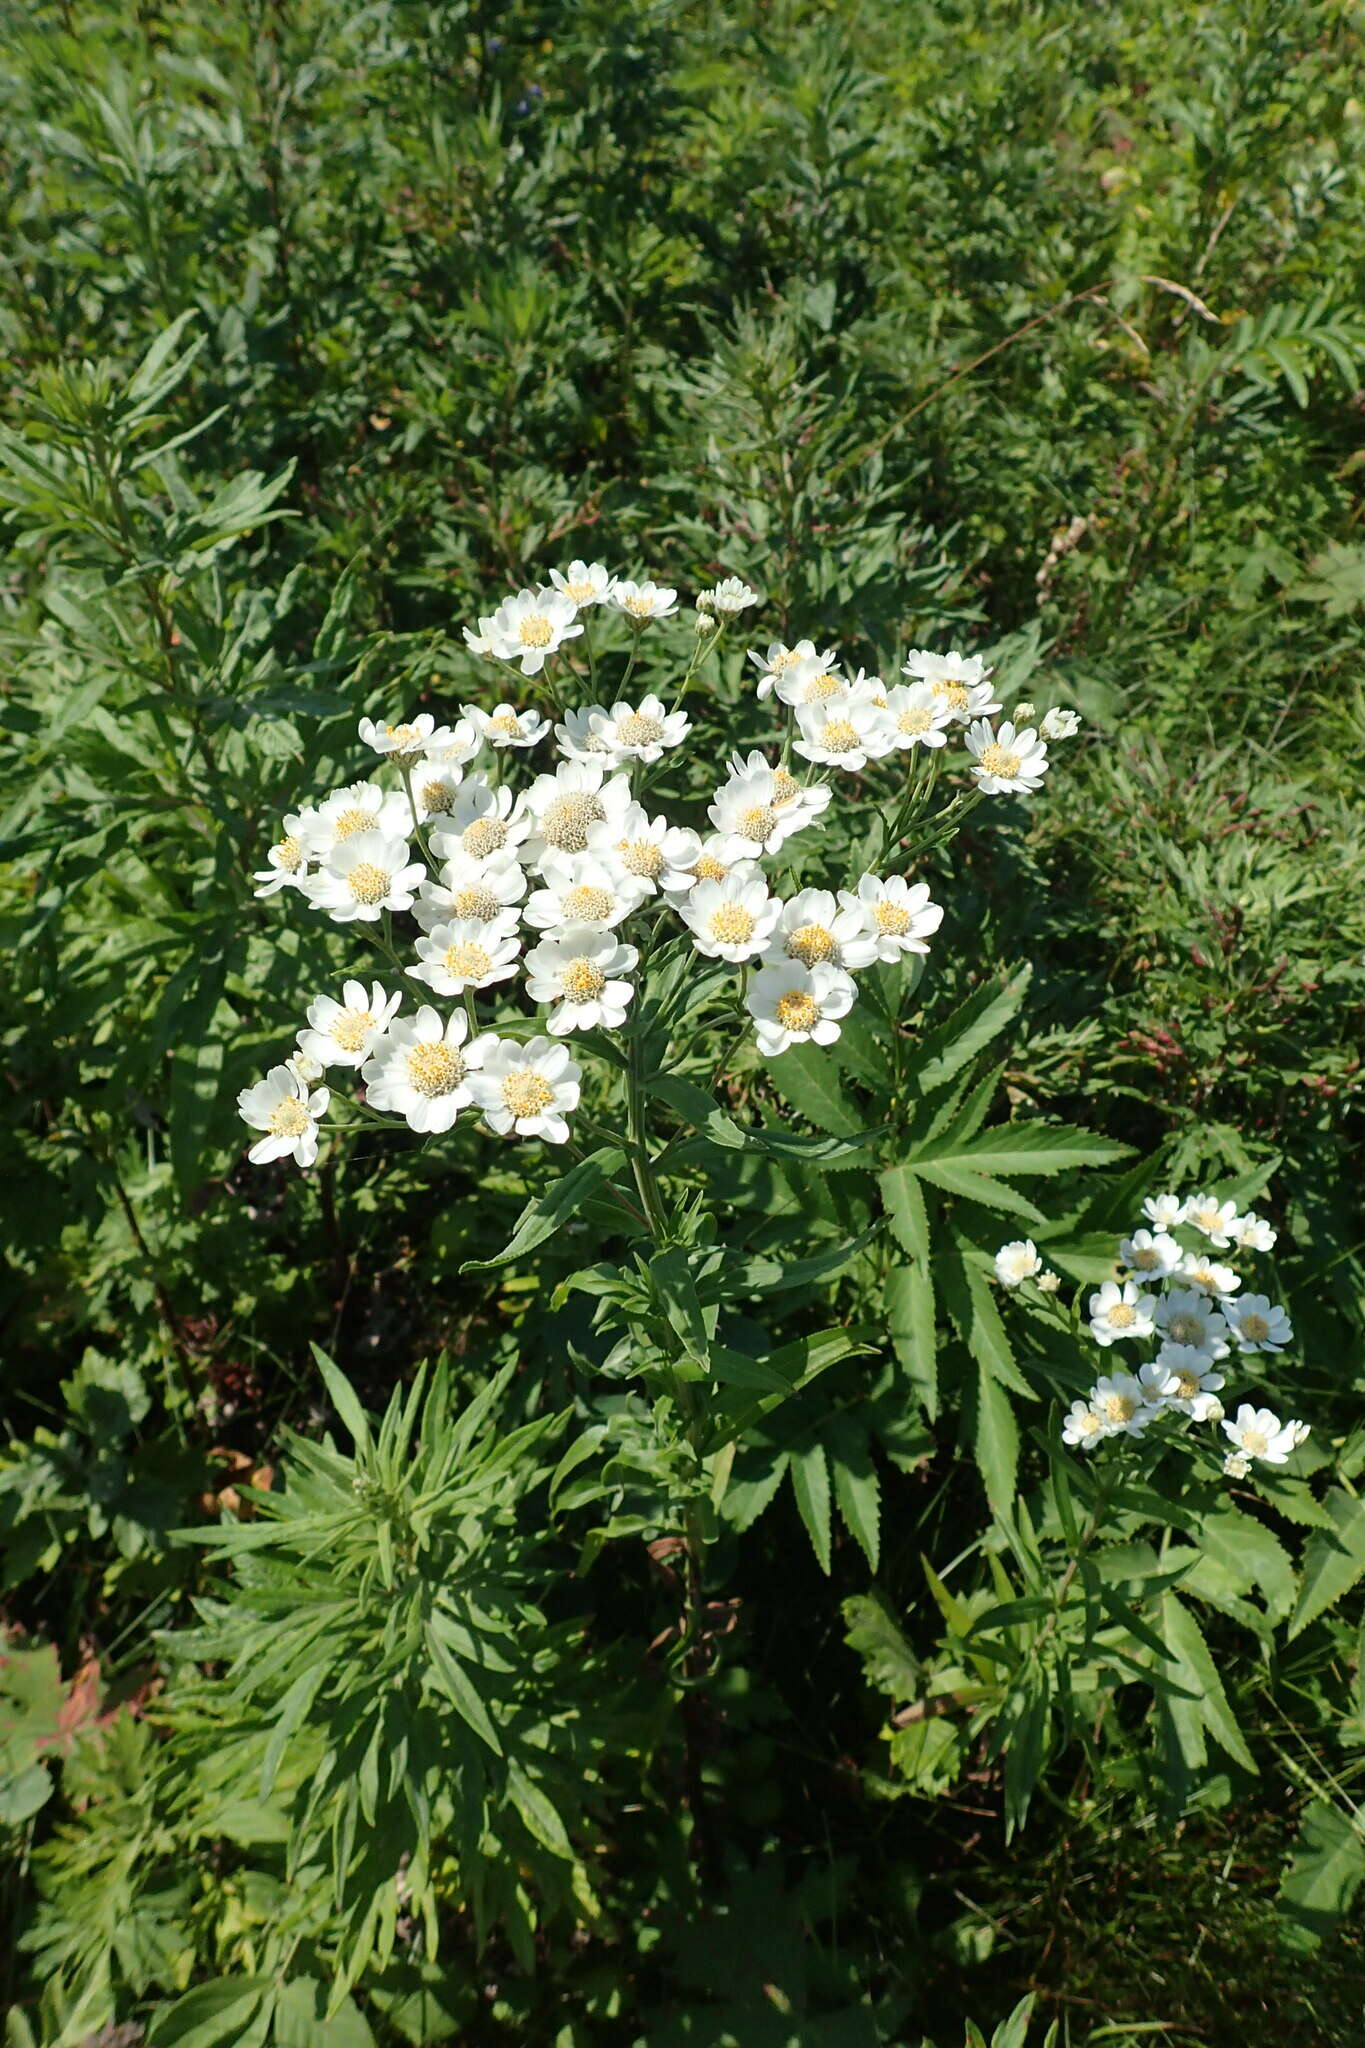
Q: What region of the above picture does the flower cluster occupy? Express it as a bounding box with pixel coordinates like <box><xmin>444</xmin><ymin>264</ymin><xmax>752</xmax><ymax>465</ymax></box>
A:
<box><xmin>997</xmin><ymin>1192</ymin><xmax>1309</xmax><ymax>1479</ymax></box>
<box><xmin>242</xmin><ymin>561</ymin><xmax>1081</xmax><ymax>1164</ymax></box>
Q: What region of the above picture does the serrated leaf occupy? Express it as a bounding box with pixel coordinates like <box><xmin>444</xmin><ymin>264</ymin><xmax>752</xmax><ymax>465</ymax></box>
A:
<box><xmin>461</xmin><ymin>1147</ymin><xmax>626</xmax><ymax>1271</ymax></box>
<box><xmin>767</xmin><ymin>1040</ymin><xmax>862</xmax><ymax>1134</ymax></box>
<box><xmin>790</xmin><ymin>1440</ymin><xmax>832</xmax><ymax>1573</ymax></box>
<box><xmin>1289</xmin><ymin>1489</ymin><xmax>1365</xmax><ymax>1637</ymax></box>
<box><xmin>1279</xmin><ymin>1797</ymin><xmax>1365</xmax><ymax>1949</ymax></box>
<box><xmin>973</xmin><ymin>1363</ymin><xmax>1019</xmax><ymax>1513</ymax></box>
<box><xmin>885</xmin><ymin>1260</ymin><xmax>937</xmax><ymax>1419</ymax></box>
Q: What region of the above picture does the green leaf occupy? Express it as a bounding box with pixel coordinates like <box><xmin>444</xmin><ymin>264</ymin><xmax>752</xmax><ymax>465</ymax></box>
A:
<box><xmin>147</xmin><ymin>1982</ymin><xmax>273</xmax><ymax>2048</ymax></box>
<box><xmin>829</xmin><ymin>1418</ymin><xmax>880</xmax><ymax>1572</ymax></box>
<box><xmin>842</xmin><ymin>1591</ymin><xmax>920</xmax><ymax>1700</ymax></box>
<box><xmin>461</xmin><ymin>1147</ymin><xmax>627</xmax><ymax>1271</ymax></box>
<box><xmin>310</xmin><ymin>1345</ymin><xmax>373</xmax><ymax>1452</ymax></box>
<box><xmin>1289</xmin><ymin>1489</ymin><xmax>1365</xmax><ymax>1637</ymax></box>
<box><xmin>790</xmin><ymin>1441</ymin><xmax>832</xmax><ymax>1573</ymax></box>
<box><xmin>648</xmin><ymin>1246</ymin><xmax>711</xmax><ymax>1365</ymax></box>
<box><xmin>767</xmin><ymin>1041</ymin><xmax>863</xmax><ymax>1134</ymax></box>
<box><xmin>880</xmin><ymin>1162</ymin><xmax>930</xmax><ymax>1262</ymax></box>
<box><xmin>424</xmin><ymin>1623</ymin><xmax>502</xmax><ymax>1755</ymax></box>
<box><xmin>1279</xmin><ymin>1797</ymin><xmax>1365</xmax><ymax>1949</ymax></box>
<box><xmin>885</xmin><ymin>1261</ymin><xmax>937</xmax><ymax>1419</ymax></box>
<box><xmin>1161</xmin><ymin>1594</ymin><xmax>1256</xmax><ymax>1772</ymax></box>
<box><xmin>936</xmin><ymin>1124</ymin><xmax>1130</xmax><ymax>1175</ymax></box>
<box><xmin>911</xmin><ymin>969</ymin><xmax>1031</xmax><ymax>1096</ymax></box>
<box><xmin>939</xmin><ymin>1250</ymin><xmax>1032</xmax><ymax>1398</ymax></box>
<box><xmin>973</xmin><ymin>1364</ymin><xmax>1019</xmax><ymax>1514</ymax></box>
<box><xmin>506</xmin><ymin>1761</ymin><xmax>573</xmax><ymax>1859</ymax></box>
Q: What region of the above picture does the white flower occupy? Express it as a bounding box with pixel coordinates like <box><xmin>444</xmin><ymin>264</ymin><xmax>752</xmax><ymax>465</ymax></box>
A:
<box><xmin>874</xmin><ymin>681</ymin><xmax>956</xmax><ymax>753</ymax></box>
<box><xmin>1223</xmin><ymin>1294</ymin><xmax>1294</xmax><ymax>1354</ymax></box>
<box><xmin>523</xmin><ymin>853</ymin><xmax>644</xmax><ymax>931</ymax></box>
<box><xmin>837</xmin><ymin>873</ymin><xmax>944</xmax><ymax>963</ymax></box>
<box><xmin>463</xmin><ymin>614</ymin><xmax>498</xmax><ymax>658</ymax></box>
<box><xmin>414</xmin><ymin>852</ymin><xmax>526</xmax><ymax>932</ymax></box>
<box><xmin>587</xmin><ymin>804</ymin><xmax>701</xmax><ymax>898</ymax></box>
<box><xmin>681</xmin><ymin>870</ymin><xmax>779</xmax><ymax>963</ymax></box>
<box><xmin>1040</xmin><ymin>707</ymin><xmax>1081</xmax><ymax>740</ymax></box>
<box><xmin>1139</xmin><ymin>1347</ymin><xmax>1225</xmax><ymax>1421</ymax></box>
<box><xmin>794</xmin><ymin>696</ymin><xmax>893</xmax><ymax>771</ymax></box>
<box><xmin>1089</xmin><ymin>1373</ymin><xmax>1154</xmax><ymax>1438</ymax></box>
<box><xmin>1062</xmin><ymin>1398</ymin><xmax>1105</xmax><ymax>1449</ymax></box>
<box><xmin>306</xmin><ymin>782</ymin><xmax>409</xmax><ymax>859</ymax></box>
<box><xmin>361</xmin><ymin>1007</ymin><xmax>486</xmax><ymax>1135</ymax></box>
<box><xmin>423</xmin><ymin>720</ymin><xmax>482</xmax><ymax>772</ymax></box>
<box><xmin>519</xmin><ymin>761</ymin><xmax>634</xmax><ymax>871</ymax></box>
<box><xmin>608</xmin><ymin>578</ymin><xmax>678</xmax><ymax>623</ymax></box>
<box><xmin>304</xmin><ymin>831</ymin><xmax>425</xmax><ymax>923</ymax></box>
<box><xmin>708</xmin><ymin>764</ymin><xmax>821</xmax><ymax>861</ymax></box>
<box><xmin>297</xmin><ymin>979</ymin><xmax>402</xmax><ymax>1070</ymax></box>
<box><xmin>412</xmin><ymin>916</ymin><xmax>522</xmax><ymax>996</ymax></box>
<box><xmin>678</xmin><ymin>833</ymin><xmax>750</xmax><ymax>890</ymax></box>
<box><xmin>1221</xmin><ymin>1404</ymin><xmax>1309</xmax><ymax>1467</ymax></box>
<box><xmin>747</xmin><ymin>960</ymin><xmax>856</xmax><ymax>1057</ymax></box>
<box><xmin>746</xmin><ymin>641</ymin><xmax>815</xmax><ymax>700</ymax></box>
<box><xmin>697</xmin><ymin>576</ymin><xmax>759</xmax><ymax>614</ymax></box>
<box><xmin>1037</xmin><ymin>1270</ymin><xmax>1062</xmax><ymax>1294</ymax></box>
<box><xmin>1118</xmin><ymin>1228</ymin><xmax>1182</xmax><ymax>1277</ymax></box>
<box><xmin>1154</xmin><ymin>1288</ymin><xmax>1231</xmax><ymax>1359</ymax></box>
<box><xmin>485</xmin><ymin>586</ymin><xmax>583</xmax><ymax>675</ymax></box>
<box><xmin>462</xmin><ymin>702</ymin><xmax>551</xmax><ymax>751</ymax></box>
<box><xmin>554</xmin><ymin>705</ymin><xmax>616</xmax><ymax>765</ymax></box>
<box><xmin>764</xmin><ymin>888</ymin><xmax>879</xmax><ymax>973</ymax></box>
<box><xmin>1142</xmin><ymin>1192</ymin><xmax>1186</xmax><ymax>1230</ymax></box>
<box><xmin>406</xmin><ymin>762</ymin><xmax>468</xmax><ymax>825</ymax></box>
<box><xmin>774</xmin><ymin>652</ymin><xmax>847</xmax><ymax>711</ymax></box>
<box><xmin>1182</xmin><ymin>1193</ymin><xmax>1242</xmax><ymax>1247</ymax></box>
<box><xmin>1088</xmin><ymin>1278</ymin><xmax>1158</xmax><ymax>1347</ymax></box>
<box><xmin>253</xmin><ymin>814</ymin><xmax>314</xmax><ymax>897</ymax></box>
<box><xmin>588</xmin><ymin>694</ymin><xmax>691</xmax><ymax>764</ymax></box>
<box><xmin>429</xmin><ymin>777</ymin><xmax>532</xmax><ymax>866</ymax></box>
<box><xmin>902</xmin><ymin>649</ymin><xmax>1002</xmax><ymax>722</ymax></box>
<box><xmin>995</xmin><ymin>1240</ymin><xmax>1043</xmax><ymax>1288</ymax></box>
<box><xmin>524</xmin><ymin>927</ymin><xmax>639</xmax><ymax>1034</ymax></box>
<box><xmin>694</xmin><ymin>610</ymin><xmax>717</xmax><ymax>634</ymax></box>
<box><xmin>726</xmin><ymin>751</ymin><xmax>834</xmax><ymax>834</ymax></box>
<box><xmin>964</xmin><ymin>718</ymin><xmax>1050</xmax><ymax>796</ymax></box>
<box><xmin>237</xmin><ymin>1064</ymin><xmax>329</xmax><ymax>1168</ymax></box>
<box><xmin>549</xmin><ymin>559</ymin><xmax>614</xmax><ymax>608</ymax></box>
<box><xmin>470</xmin><ymin>1036</ymin><xmax>580</xmax><ymax>1143</ymax></box>
<box><xmin>1223</xmin><ymin>1452</ymin><xmax>1251</xmax><ymax>1479</ymax></box>
<box><xmin>1178</xmin><ymin>1251</ymin><xmax>1241</xmax><ymax>1297</ymax></box>
<box><xmin>357</xmin><ymin>712</ymin><xmax>459</xmax><ymax>761</ymax></box>
<box><xmin>1231</xmin><ymin>1209</ymin><xmax>1277</xmax><ymax>1252</ymax></box>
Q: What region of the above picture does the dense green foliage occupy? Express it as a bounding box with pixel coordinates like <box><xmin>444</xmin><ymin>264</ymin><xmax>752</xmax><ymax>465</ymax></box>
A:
<box><xmin>2</xmin><ymin>1</ymin><xmax>1364</xmax><ymax>2041</ymax></box>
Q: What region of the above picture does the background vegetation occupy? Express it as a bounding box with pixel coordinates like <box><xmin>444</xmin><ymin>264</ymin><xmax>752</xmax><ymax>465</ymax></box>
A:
<box><xmin>2</xmin><ymin>0</ymin><xmax>1363</xmax><ymax>2041</ymax></box>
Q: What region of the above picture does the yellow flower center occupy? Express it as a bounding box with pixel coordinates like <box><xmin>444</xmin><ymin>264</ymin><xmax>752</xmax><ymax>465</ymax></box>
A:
<box><xmin>333</xmin><ymin>806</ymin><xmax>373</xmax><ymax>840</ymax></box>
<box><xmin>561</xmin><ymin>958</ymin><xmax>606</xmax><ymax>1001</ymax></box>
<box><xmin>709</xmin><ymin>904</ymin><xmax>756</xmax><ymax>946</ymax></box>
<box><xmin>770</xmin><ymin>648</ymin><xmax>798</xmax><ymax>672</ymax></box>
<box><xmin>1076</xmin><ymin>1409</ymin><xmax>1102</xmax><ymax>1436</ymax></box>
<box><xmin>502</xmin><ymin>1070</ymin><xmax>555</xmax><ymax>1117</ymax></box>
<box><xmin>348</xmin><ymin>861</ymin><xmax>391</xmax><ymax>906</ymax></box>
<box><xmin>802</xmin><ymin>673</ymin><xmax>841</xmax><ymax>702</ymax></box>
<box><xmin>267</xmin><ymin>1096</ymin><xmax>311</xmax><ymax>1137</ymax></box>
<box><xmin>774</xmin><ymin>990</ymin><xmax>819</xmax><ymax>1033</ymax></box>
<box><xmin>786</xmin><ymin>922</ymin><xmax>836</xmax><ymax>966</ymax></box>
<box><xmin>616</xmin><ymin>712</ymin><xmax>665</xmax><ymax>747</ymax></box>
<box><xmin>1098</xmin><ymin>1392</ymin><xmax>1136</xmax><ymax>1424</ymax></box>
<box><xmin>419</xmin><ymin>779</ymin><xmax>455</xmax><ymax>814</ymax></box>
<box><xmin>384</xmin><ymin>722</ymin><xmax>423</xmax><ymax>752</ymax></box>
<box><xmin>932</xmin><ymin>681</ymin><xmax>970</xmax><ymax>711</ymax></box>
<box><xmin>821</xmin><ymin>718</ymin><xmax>859</xmax><ymax>752</ymax></box>
<box><xmin>563</xmin><ymin>579</ymin><xmax>596</xmax><ymax>604</ymax></box>
<box><xmin>1131</xmin><ymin>1245</ymin><xmax>1159</xmax><ymax>1269</ymax></box>
<box><xmin>406</xmin><ymin>1041</ymin><xmax>465</xmax><ymax>1096</ymax></box>
<box><xmin>978</xmin><ymin>743</ymin><xmax>1022</xmax><ymax>778</ymax></box>
<box><xmin>563</xmin><ymin>884</ymin><xmax>614</xmax><ymax>921</ymax></box>
<box><xmin>444</xmin><ymin>940</ymin><xmax>491</xmax><ymax>981</ymax></box>
<box><xmin>518</xmin><ymin>615</ymin><xmax>552</xmax><ymax>648</ymax></box>
<box><xmin>1167</xmin><ymin>1314</ymin><xmax>1203</xmax><ymax>1345</ymax></box>
<box><xmin>1240</xmin><ymin>1427</ymin><xmax>1270</xmax><ymax>1458</ymax></box>
<box><xmin>872</xmin><ymin>901</ymin><xmax>911</xmax><ymax>934</ymax></box>
<box><xmin>331</xmin><ymin>1009</ymin><xmax>373</xmax><ymax>1053</ymax></box>
<box><xmin>489</xmin><ymin>709</ymin><xmax>523</xmax><ymax>736</ymax></box>
<box><xmin>542</xmin><ymin>791</ymin><xmax>605</xmax><ymax>852</ymax></box>
<box><xmin>897</xmin><ymin>706</ymin><xmax>933</xmax><ymax>736</ymax></box>
<box><xmin>1174</xmin><ymin>1369</ymin><xmax>1201</xmax><ymax>1399</ymax></box>
<box><xmin>618</xmin><ymin>837</ymin><xmax>664</xmax><ymax>878</ymax></box>
<box><xmin>450</xmin><ymin>883</ymin><xmax>501</xmax><ymax>920</ymax></box>
<box><xmin>693</xmin><ymin>854</ymin><xmax>728</xmax><ymax>882</ymax></box>
<box><xmin>461</xmin><ymin>818</ymin><xmax>508</xmax><ymax>859</ymax></box>
<box><xmin>1107</xmin><ymin>1302</ymin><xmax>1138</xmax><ymax>1329</ymax></box>
<box><xmin>736</xmin><ymin>804</ymin><xmax>777</xmax><ymax>843</ymax></box>
<box><xmin>275</xmin><ymin>834</ymin><xmax>302</xmax><ymax>871</ymax></box>
<box><xmin>771</xmin><ymin>768</ymin><xmax>799</xmax><ymax>804</ymax></box>
<box><xmin>1240</xmin><ymin>1313</ymin><xmax>1270</xmax><ymax>1343</ymax></box>
<box><xmin>621</xmin><ymin>593</ymin><xmax>656</xmax><ymax>618</ymax></box>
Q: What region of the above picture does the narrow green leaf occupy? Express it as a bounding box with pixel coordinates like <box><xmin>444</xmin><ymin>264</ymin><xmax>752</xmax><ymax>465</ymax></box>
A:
<box><xmin>1289</xmin><ymin>1488</ymin><xmax>1365</xmax><ymax>1637</ymax></box>
<box><xmin>767</xmin><ymin>1040</ymin><xmax>862</xmax><ymax>1134</ymax></box>
<box><xmin>790</xmin><ymin>1441</ymin><xmax>832</xmax><ymax>1573</ymax></box>
<box><xmin>973</xmin><ymin>1364</ymin><xmax>1019</xmax><ymax>1514</ymax></box>
<box><xmin>884</xmin><ymin>1261</ymin><xmax>937</xmax><ymax>1419</ymax></box>
<box><xmin>310</xmin><ymin>1345</ymin><xmax>373</xmax><ymax>1451</ymax></box>
<box><xmin>461</xmin><ymin>1147</ymin><xmax>626</xmax><ymax>1271</ymax></box>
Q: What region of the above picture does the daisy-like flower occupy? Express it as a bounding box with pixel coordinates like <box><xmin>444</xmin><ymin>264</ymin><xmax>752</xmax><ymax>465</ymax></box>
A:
<box><xmin>677</xmin><ymin>834</ymin><xmax>752</xmax><ymax>890</ymax></box>
<box><xmin>794</xmin><ymin>696</ymin><xmax>893</xmax><ymax>772</ymax></box>
<box><xmin>697</xmin><ymin>575</ymin><xmax>759</xmax><ymax>614</ymax></box>
<box><xmin>874</xmin><ymin>681</ymin><xmax>955</xmax><ymax>753</ymax></box>
<box><xmin>297</xmin><ymin>979</ymin><xmax>402</xmax><ymax>1070</ymax></box>
<box><xmin>253</xmin><ymin>813</ymin><xmax>315</xmax><ymax>897</ymax></box>
<box><xmin>747</xmin><ymin>640</ymin><xmax>834</xmax><ymax>701</ymax></box>
<box><xmin>1139</xmin><ymin>1347</ymin><xmax>1225</xmax><ymax>1421</ymax></box>
<box><xmin>1037</xmin><ymin>1271</ymin><xmax>1062</xmax><ymax>1294</ymax></box>
<box><xmin>764</xmin><ymin>888</ymin><xmax>878</xmax><ymax>973</ymax></box>
<box><xmin>485</xmin><ymin>586</ymin><xmax>583</xmax><ymax>676</ymax></box>
<box><xmin>589</xmin><ymin>694</ymin><xmax>691</xmax><ymax>764</ymax></box>
<box><xmin>304</xmin><ymin>831</ymin><xmax>425</xmax><ymax>923</ymax></box>
<box><xmin>519</xmin><ymin>761</ymin><xmax>634</xmax><ymax>870</ymax></box>
<box><xmin>1090</xmin><ymin>1373</ymin><xmax>1154</xmax><ymax>1438</ymax></box>
<box><xmin>1154</xmin><ymin>1288</ymin><xmax>1231</xmax><ymax>1359</ymax></box>
<box><xmin>237</xmin><ymin>1064</ymin><xmax>329</xmax><ymax>1168</ymax></box>
<box><xmin>747</xmin><ymin>960</ymin><xmax>856</xmax><ymax>1057</ymax></box>
<box><xmin>1231</xmin><ymin>1209</ymin><xmax>1277</xmax><ymax>1253</ymax></box>
<box><xmin>423</xmin><ymin>720</ymin><xmax>483</xmax><ymax>773</ymax></box>
<box><xmin>554</xmin><ymin>706</ymin><xmax>616</xmax><ymax>765</ymax></box>
<box><xmin>361</xmin><ymin>1006</ymin><xmax>486</xmax><ymax>1134</ymax></box>
<box><xmin>523</xmin><ymin>853</ymin><xmax>644</xmax><ymax>931</ymax></box>
<box><xmin>1178</xmin><ymin>1251</ymin><xmax>1241</xmax><ymax>1297</ymax></box>
<box><xmin>1040</xmin><ymin>706</ymin><xmax>1081</xmax><ymax>740</ymax></box>
<box><xmin>1088</xmin><ymin>1278</ymin><xmax>1158</xmax><ymax>1347</ymax></box>
<box><xmin>462</xmin><ymin>703</ymin><xmax>551</xmax><ymax>751</ymax></box>
<box><xmin>964</xmin><ymin>718</ymin><xmax>1050</xmax><ymax>796</ymax></box>
<box><xmin>774</xmin><ymin>653</ymin><xmax>848</xmax><ymax>712</ymax></box>
<box><xmin>412</xmin><ymin>916</ymin><xmax>522</xmax><ymax>996</ymax></box>
<box><xmin>902</xmin><ymin>650</ymin><xmax>1002</xmax><ymax>723</ymax></box>
<box><xmin>995</xmin><ymin>1240</ymin><xmax>1043</xmax><ymax>1288</ymax></box>
<box><xmin>587</xmin><ymin>805</ymin><xmax>701</xmax><ymax>898</ymax></box>
<box><xmin>470</xmin><ymin>1036</ymin><xmax>581</xmax><ymax>1143</ymax></box>
<box><xmin>414</xmin><ymin>852</ymin><xmax>526</xmax><ymax>932</ymax></box>
<box><xmin>306</xmin><ymin>782</ymin><xmax>410</xmax><ymax>859</ymax></box>
<box><xmin>1062</xmin><ymin>1398</ymin><xmax>1106</xmax><ymax>1450</ymax></box>
<box><xmin>1183</xmin><ymin>1193</ymin><xmax>1242</xmax><ymax>1247</ymax></box>
<box><xmin>406</xmin><ymin>762</ymin><xmax>468</xmax><ymax>826</ymax></box>
<box><xmin>708</xmin><ymin>763</ymin><xmax>819</xmax><ymax>862</ymax></box>
<box><xmin>524</xmin><ymin>927</ymin><xmax>639</xmax><ymax>1034</ymax></box>
<box><xmin>357</xmin><ymin>712</ymin><xmax>459</xmax><ymax>761</ymax></box>
<box><xmin>1118</xmin><ymin>1228</ymin><xmax>1182</xmax><ymax>1278</ymax></box>
<box><xmin>549</xmin><ymin>560</ymin><xmax>613</xmax><ymax>609</ymax></box>
<box><xmin>726</xmin><ymin>751</ymin><xmax>833</xmax><ymax>835</ymax></box>
<box><xmin>463</xmin><ymin>613</ymin><xmax>497</xmax><ymax>658</ymax></box>
<box><xmin>429</xmin><ymin>778</ymin><xmax>532</xmax><ymax>866</ymax></box>
<box><xmin>681</xmin><ymin>870</ymin><xmax>779</xmax><ymax>963</ymax></box>
<box><xmin>837</xmin><ymin>874</ymin><xmax>944</xmax><ymax>963</ymax></box>
<box><xmin>1142</xmin><ymin>1192</ymin><xmax>1186</xmax><ymax>1231</ymax></box>
<box><xmin>608</xmin><ymin>578</ymin><xmax>678</xmax><ymax>624</ymax></box>
<box><xmin>1221</xmin><ymin>1405</ymin><xmax>1310</xmax><ymax>1468</ymax></box>
<box><xmin>1223</xmin><ymin>1294</ymin><xmax>1294</xmax><ymax>1354</ymax></box>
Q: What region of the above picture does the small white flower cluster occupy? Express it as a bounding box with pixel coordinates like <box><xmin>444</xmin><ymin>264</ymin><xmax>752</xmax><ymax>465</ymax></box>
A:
<box><xmin>999</xmin><ymin>1192</ymin><xmax>1308</xmax><ymax>1480</ymax></box>
<box><xmin>242</xmin><ymin>563</ymin><xmax>1076</xmax><ymax>1167</ymax></box>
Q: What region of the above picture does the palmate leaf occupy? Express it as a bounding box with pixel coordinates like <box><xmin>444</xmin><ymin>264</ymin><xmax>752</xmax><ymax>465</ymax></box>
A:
<box><xmin>1289</xmin><ymin>1490</ymin><xmax>1365</xmax><ymax>1637</ymax></box>
<box><xmin>1279</xmin><ymin>1797</ymin><xmax>1365</xmax><ymax>1951</ymax></box>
